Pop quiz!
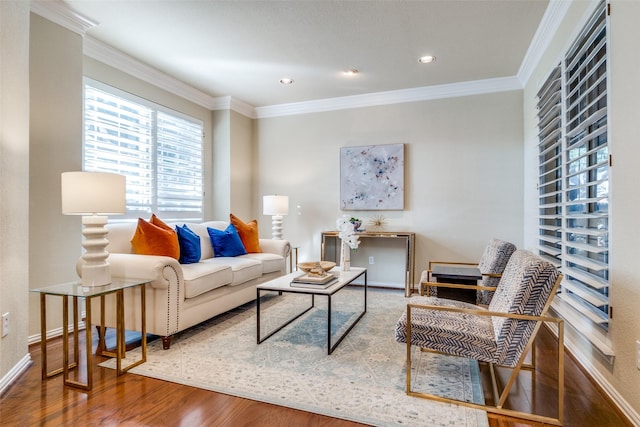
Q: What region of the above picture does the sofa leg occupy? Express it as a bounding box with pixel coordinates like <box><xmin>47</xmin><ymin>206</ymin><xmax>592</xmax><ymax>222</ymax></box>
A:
<box><xmin>162</xmin><ymin>336</ymin><xmax>173</xmax><ymax>350</ymax></box>
<box><xmin>95</xmin><ymin>325</ymin><xmax>105</xmax><ymax>354</ymax></box>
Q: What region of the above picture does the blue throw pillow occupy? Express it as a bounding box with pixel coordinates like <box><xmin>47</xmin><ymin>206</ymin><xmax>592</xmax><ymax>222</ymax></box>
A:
<box><xmin>175</xmin><ymin>224</ymin><xmax>201</xmax><ymax>264</ymax></box>
<box><xmin>207</xmin><ymin>224</ymin><xmax>247</xmax><ymax>257</ymax></box>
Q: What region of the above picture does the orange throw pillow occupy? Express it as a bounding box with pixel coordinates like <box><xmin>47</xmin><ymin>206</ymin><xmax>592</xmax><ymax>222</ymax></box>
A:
<box><xmin>230</xmin><ymin>213</ymin><xmax>262</xmax><ymax>253</ymax></box>
<box><xmin>131</xmin><ymin>214</ymin><xmax>180</xmax><ymax>259</ymax></box>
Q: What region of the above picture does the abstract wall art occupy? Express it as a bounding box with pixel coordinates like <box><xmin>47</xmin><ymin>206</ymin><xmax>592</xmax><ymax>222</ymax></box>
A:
<box><xmin>340</xmin><ymin>143</ymin><xmax>404</xmax><ymax>210</ymax></box>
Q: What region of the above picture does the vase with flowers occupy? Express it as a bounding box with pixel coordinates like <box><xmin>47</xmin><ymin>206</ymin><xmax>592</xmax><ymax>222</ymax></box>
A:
<box><xmin>336</xmin><ymin>215</ymin><xmax>361</xmax><ymax>271</ymax></box>
<box><xmin>349</xmin><ymin>217</ymin><xmax>362</xmax><ymax>232</ymax></box>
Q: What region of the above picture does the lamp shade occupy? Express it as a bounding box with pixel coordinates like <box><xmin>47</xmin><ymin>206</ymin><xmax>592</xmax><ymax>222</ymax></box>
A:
<box><xmin>61</xmin><ymin>171</ymin><xmax>126</xmax><ymax>215</ymax></box>
<box><xmin>263</xmin><ymin>195</ymin><xmax>289</xmax><ymax>216</ymax></box>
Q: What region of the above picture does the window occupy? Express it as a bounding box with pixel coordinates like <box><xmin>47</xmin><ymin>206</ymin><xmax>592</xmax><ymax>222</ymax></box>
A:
<box><xmin>83</xmin><ymin>79</ymin><xmax>204</xmax><ymax>222</ymax></box>
<box><xmin>536</xmin><ymin>1</ymin><xmax>611</xmax><ymax>355</ymax></box>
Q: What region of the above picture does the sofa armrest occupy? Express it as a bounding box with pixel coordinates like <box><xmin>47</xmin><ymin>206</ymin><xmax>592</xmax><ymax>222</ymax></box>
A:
<box><xmin>259</xmin><ymin>239</ymin><xmax>291</xmax><ymax>259</ymax></box>
<box><xmin>77</xmin><ymin>253</ymin><xmax>183</xmax><ymax>290</ymax></box>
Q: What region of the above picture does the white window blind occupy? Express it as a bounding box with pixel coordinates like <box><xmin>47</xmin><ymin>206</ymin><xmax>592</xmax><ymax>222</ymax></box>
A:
<box><xmin>537</xmin><ymin>65</ymin><xmax>563</xmax><ymax>266</ymax></box>
<box><xmin>537</xmin><ymin>1</ymin><xmax>611</xmax><ymax>354</ymax></box>
<box><xmin>83</xmin><ymin>80</ymin><xmax>204</xmax><ymax>221</ymax></box>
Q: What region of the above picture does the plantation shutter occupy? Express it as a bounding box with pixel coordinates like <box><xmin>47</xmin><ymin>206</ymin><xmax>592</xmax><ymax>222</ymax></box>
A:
<box><xmin>537</xmin><ymin>65</ymin><xmax>563</xmax><ymax>266</ymax></box>
<box><xmin>156</xmin><ymin>112</ymin><xmax>204</xmax><ymax>217</ymax></box>
<box><xmin>560</xmin><ymin>2</ymin><xmax>609</xmax><ymax>328</ymax></box>
<box><xmin>84</xmin><ymin>81</ymin><xmax>203</xmax><ymax>221</ymax></box>
<box><xmin>537</xmin><ymin>1</ymin><xmax>611</xmax><ymax>355</ymax></box>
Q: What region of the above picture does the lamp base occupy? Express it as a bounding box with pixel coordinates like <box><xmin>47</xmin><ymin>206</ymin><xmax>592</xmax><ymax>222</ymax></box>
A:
<box><xmin>81</xmin><ymin>263</ymin><xmax>111</xmax><ymax>287</ymax></box>
<box><xmin>80</xmin><ymin>214</ymin><xmax>112</xmax><ymax>287</ymax></box>
<box><xmin>271</xmin><ymin>215</ymin><xmax>283</xmax><ymax>240</ymax></box>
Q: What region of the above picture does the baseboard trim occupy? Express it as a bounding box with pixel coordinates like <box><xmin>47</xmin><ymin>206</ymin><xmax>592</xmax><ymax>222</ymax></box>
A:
<box><xmin>546</xmin><ymin>323</ymin><xmax>640</xmax><ymax>426</ymax></box>
<box><xmin>0</xmin><ymin>353</ymin><xmax>32</xmax><ymax>396</ymax></box>
<box><xmin>28</xmin><ymin>319</ymin><xmax>87</xmax><ymax>346</ymax></box>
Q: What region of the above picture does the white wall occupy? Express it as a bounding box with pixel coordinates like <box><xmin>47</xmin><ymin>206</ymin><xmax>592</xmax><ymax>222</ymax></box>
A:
<box><xmin>28</xmin><ymin>13</ymin><xmax>84</xmax><ymax>338</ymax></box>
<box><xmin>0</xmin><ymin>0</ymin><xmax>30</xmax><ymax>386</ymax></box>
<box><xmin>26</xmin><ymin>16</ymin><xmax>215</xmax><ymax>338</ymax></box>
<box><xmin>212</xmin><ymin>109</ymin><xmax>256</xmax><ymax>220</ymax></box>
<box><xmin>523</xmin><ymin>0</ymin><xmax>640</xmax><ymax>417</ymax></box>
<box><xmin>255</xmin><ymin>91</ymin><xmax>524</xmax><ymax>286</ymax></box>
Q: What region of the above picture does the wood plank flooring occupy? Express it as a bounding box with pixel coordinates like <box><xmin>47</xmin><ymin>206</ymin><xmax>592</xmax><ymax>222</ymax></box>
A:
<box><xmin>0</xmin><ymin>320</ymin><xmax>631</xmax><ymax>426</ymax></box>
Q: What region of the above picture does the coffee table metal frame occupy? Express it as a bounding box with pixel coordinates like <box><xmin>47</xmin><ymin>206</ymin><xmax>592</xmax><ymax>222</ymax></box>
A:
<box><xmin>256</xmin><ymin>267</ymin><xmax>367</xmax><ymax>354</ymax></box>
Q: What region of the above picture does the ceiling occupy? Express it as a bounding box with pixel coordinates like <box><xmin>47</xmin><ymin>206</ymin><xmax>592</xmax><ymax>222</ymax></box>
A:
<box><xmin>62</xmin><ymin>0</ymin><xmax>549</xmax><ymax>108</ymax></box>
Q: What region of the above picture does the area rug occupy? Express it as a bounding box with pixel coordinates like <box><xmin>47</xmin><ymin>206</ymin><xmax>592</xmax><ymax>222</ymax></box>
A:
<box><xmin>101</xmin><ymin>287</ymin><xmax>488</xmax><ymax>427</ymax></box>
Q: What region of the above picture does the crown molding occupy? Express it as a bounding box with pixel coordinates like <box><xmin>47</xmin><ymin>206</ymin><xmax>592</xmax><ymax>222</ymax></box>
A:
<box><xmin>30</xmin><ymin>0</ymin><xmax>97</xmax><ymax>35</ymax></box>
<box><xmin>255</xmin><ymin>76</ymin><xmax>522</xmax><ymax>118</ymax></box>
<box><xmin>83</xmin><ymin>37</ymin><xmax>219</xmax><ymax>111</ymax></box>
<box><xmin>230</xmin><ymin>98</ymin><xmax>257</xmax><ymax>119</ymax></box>
<box><xmin>517</xmin><ymin>0</ymin><xmax>572</xmax><ymax>86</ymax></box>
<box><xmin>34</xmin><ymin>0</ymin><xmax>536</xmax><ymax>120</ymax></box>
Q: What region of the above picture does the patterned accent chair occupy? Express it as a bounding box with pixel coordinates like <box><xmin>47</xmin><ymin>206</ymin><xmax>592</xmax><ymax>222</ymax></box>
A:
<box><xmin>422</xmin><ymin>238</ymin><xmax>516</xmax><ymax>305</ymax></box>
<box><xmin>397</xmin><ymin>250</ymin><xmax>564</xmax><ymax>425</ymax></box>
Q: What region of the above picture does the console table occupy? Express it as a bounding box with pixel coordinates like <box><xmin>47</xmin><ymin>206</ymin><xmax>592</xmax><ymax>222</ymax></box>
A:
<box><xmin>321</xmin><ymin>231</ymin><xmax>416</xmax><ymax>296</ymax></box>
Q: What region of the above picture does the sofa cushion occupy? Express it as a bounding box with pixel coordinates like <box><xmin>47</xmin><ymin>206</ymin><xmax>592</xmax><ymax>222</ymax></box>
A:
<box><xmin>230</xmin><ymin>213</ymin><xmax>262</xmax><ymax>253</ymax></box>
<box><xmin>182</xmin><ymin>262</ymin><xmax>233</xmax><ymax>299</ymax></box>
<box><xmin>242</xmin><ymin>253</ymin><xmax>284</xmax><ymax>274</ymax></box>
<box><xmin>395</xmin><ymin>296</ymin><xmax>496</xmax><ymax>363</ymax></box>
<box><xmin>176</xmin><ymin>223</ymin><xmax>214</xmax><ymax>260</ymax></box>
<box><xmin>175</xmin><ymin>224</ymin><xmax>201</xmax><ymax>264</ymax></box>
<box><xmin>203</xmin><ymin>257</ymin><xmax>262</xmax><ymax>286</ymax></box>
<box><xmin>207</xmin><ymin>225</ymin><xmax>247</xmax><ymax>257</ymax></box>
<box><xmin>131</xmin><ymin>214</ymin><xmax>180</xmax><ymax>259</ymax></box>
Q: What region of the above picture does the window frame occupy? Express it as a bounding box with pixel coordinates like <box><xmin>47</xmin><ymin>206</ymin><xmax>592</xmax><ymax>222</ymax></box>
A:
<box><xmin>83</xmin><ymin>77</ymin><xmax>204</xmax><ymax>223</ymax></box>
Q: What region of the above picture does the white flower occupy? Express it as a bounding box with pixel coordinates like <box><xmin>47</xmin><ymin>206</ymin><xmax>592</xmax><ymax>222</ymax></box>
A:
<box><xmin>336</xmin><ymin>214</ymin><xmax>360</xmax><ymax>249</ymax></box>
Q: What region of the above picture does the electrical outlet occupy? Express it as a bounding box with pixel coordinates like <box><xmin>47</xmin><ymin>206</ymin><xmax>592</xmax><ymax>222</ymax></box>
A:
<box><xmin>2</xmin><ymin>313</ymin><xmax>9</xmax><ymax>337</ymax></box>
<box><xmin>636</xmin><ymin>341</ymin><xmax>640</xmax><ymax>370</ymax></box>
<box><xmin>369</xmin><ymin>256</ymin><xmax>374</xmax><ymax>265</ymax></box>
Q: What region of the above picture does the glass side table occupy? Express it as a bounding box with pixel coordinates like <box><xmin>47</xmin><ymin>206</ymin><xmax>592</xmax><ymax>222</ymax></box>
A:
<box><xmin>31</xmin><ymin>278</ymin><xmax>149</xmax><ymax>391</ymax></box>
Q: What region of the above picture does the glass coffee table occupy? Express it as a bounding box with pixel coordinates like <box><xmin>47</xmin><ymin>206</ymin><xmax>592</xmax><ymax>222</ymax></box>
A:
<box><xmin>256</xmin><ymin>267</ymin><xmax>367</xmax><ymax>354</ymax></box>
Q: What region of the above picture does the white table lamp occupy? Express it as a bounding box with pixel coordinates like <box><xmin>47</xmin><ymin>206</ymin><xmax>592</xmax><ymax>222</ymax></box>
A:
<box><xmin>61</xmin><ymin>171</ymin><xmax>126</xmax><ymax>286</ymax></box>
<box><xmin>263</xmin><ymin>195</ymin><xmax>289</xmax><ymax>240</ymax></box>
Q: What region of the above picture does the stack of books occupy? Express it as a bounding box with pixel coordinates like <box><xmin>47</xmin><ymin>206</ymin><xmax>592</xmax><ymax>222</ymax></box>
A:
<box><xmin>291</xmin><ymin>273</ymin><xmax>338</xmax><ymax>289</ymax></box>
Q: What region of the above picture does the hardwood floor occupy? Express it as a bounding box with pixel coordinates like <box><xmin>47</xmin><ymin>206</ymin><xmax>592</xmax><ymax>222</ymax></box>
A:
<box><xmin>0</xmin><ymin>323</ymin><xmax>631</xmax><ymax>426</ymax></box>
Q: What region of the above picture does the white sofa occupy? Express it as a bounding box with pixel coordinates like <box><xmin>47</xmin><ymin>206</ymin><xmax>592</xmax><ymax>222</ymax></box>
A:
<box><xmin>88</xmin><ymin>220</ymin><xmax>291</xmax><ymax>349</ymax></box>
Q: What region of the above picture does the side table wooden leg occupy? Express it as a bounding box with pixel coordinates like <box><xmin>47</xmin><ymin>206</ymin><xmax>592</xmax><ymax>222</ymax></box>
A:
<box><xmin>140</xmin><ymin>284</ymin><xmax>147</xmax><ymax>365</ymax></box>
<box><xmin>116</xmin><ymin>289</ymin><xmax>124</xmax><ymax>374</ymax></box>
<box><xmin>63</xmin><ymin>296</ymin><xmax>92</xmax><ymax>390</ymax></box>
<box><xmin>96</xmin><ymin>296</ymin><xmax>107</xmax><ymax>355</ymax></box>
<box><xmin>116</xmin><ymin>284</ymin><xmax>147</xmax><ymax>375</ymax></box>
<box><xmin>40</xmin><ymin>293</ymin><xmax>47</xmax><ymax>380</ymax></box>
<box><xmin>62</xmin><ymin>296</ymin><xmax>69</xmax><ymax>383</ymax></box>
<box><xmin>73</xmin><ymin>296</ymin><xmax>79</xmax><ymax>368</ymax></box>
<box><xmin>84</xmin><ymin>297</ymin><xmax>93</xmax><ymax>390</ymax></box>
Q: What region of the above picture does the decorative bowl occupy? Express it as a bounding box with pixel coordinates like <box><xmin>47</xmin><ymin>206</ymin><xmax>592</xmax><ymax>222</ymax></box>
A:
<box><xmin>297</xmin><ymin>261</ymin><xmax>336</xmax><ymax>275</ymax></box>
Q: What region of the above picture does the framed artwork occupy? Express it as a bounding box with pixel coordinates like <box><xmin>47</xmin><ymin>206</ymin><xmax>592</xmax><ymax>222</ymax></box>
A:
<box><xmin>340</xmin><ymin>143</ymin><xmax>404</xmax><ymax>210</ymax></box>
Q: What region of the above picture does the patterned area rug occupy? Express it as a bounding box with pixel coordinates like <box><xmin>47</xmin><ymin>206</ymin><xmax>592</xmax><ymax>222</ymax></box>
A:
<box><xmin>101</xmin><ymin>287</ymin><xmax>487</xmax><ymax>426</ymax></box>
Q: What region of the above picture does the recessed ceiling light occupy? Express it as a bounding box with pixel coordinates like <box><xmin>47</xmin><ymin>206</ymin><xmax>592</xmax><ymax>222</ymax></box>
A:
<box><xmin>418</xmin><ymin>55</ymin><xmax>436</xmax><ymax>64</ymax></box>
<box><xmin>279</xmin><ymin>78</ymin><xmax>294</xmax><ymax>85</ymax></box>
<box><xmin>344</xmin><ymin>69</ymin><xmax>359</xmax><ymax>76</ymax></box>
